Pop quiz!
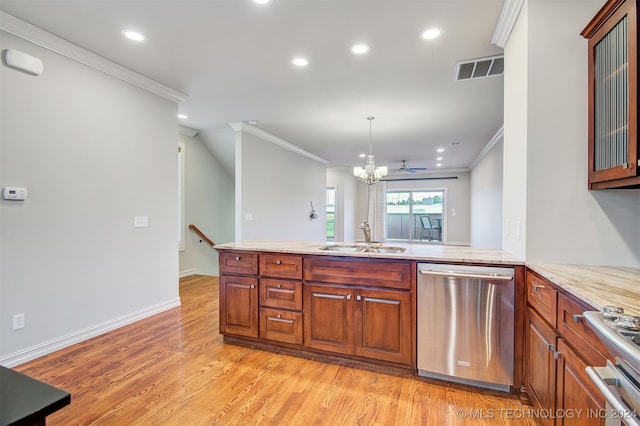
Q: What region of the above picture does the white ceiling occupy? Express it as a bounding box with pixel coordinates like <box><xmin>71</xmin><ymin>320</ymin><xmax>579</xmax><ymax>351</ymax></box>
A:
<box><xmin>0</xmin><ymin>0</ymin><xmax>505</xmax><ymax>177</ymax></box>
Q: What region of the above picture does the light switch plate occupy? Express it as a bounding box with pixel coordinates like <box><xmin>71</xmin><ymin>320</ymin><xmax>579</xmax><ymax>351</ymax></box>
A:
<box><xmin>134</xmin><ymin>216</ymin><xmax>149</xmax><ymax>228</ymax></box>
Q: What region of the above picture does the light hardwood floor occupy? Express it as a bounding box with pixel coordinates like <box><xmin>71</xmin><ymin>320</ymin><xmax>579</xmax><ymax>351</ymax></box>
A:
<box><xmin>16</xmin><ymin>275</ymin><xmax>537</xmax><ymax>425</ymax></box>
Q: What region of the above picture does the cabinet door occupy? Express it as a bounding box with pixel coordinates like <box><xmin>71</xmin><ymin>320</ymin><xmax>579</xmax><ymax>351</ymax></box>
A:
<box><xmin>303</xmin><ymin>284</ymin><xmax>354</xmax><ymax>355</ymax></box>
<box><xmin>219</xmin><ymin>275</ymin><xmax>258</xmax><ymax>338</ymax></box>
<box><xmin>526</xmin><ymin>308</ymin><xmax>558</xmax><ymax>426</ymax></box>
<box><xmin>555</xmin><ymin>339</ymin><xmax>605</xmax><ymax>426</ymax></box>
<box><xmin>582</xmin><ymin>0</ymin><xmax>639</xmax><ymax>189</ymax></box>
<box><xmin>355</xmin><ymin>288</ymin><xmax>412</xmax><ymax>365</ymax></box>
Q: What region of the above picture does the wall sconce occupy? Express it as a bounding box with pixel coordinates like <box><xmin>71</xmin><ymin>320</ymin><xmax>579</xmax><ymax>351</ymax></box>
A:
<box><xmin>309</xmin><ymin>202</ymin><xmax>318</xmax><ymax>221</ymax></box>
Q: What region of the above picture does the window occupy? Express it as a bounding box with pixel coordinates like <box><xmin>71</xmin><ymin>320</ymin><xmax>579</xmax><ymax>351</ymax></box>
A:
<box><xmin>178</xmin><ymin>142</ymin><xmax>185</xmax><ymax>251</ymax></box>
<box><xmin>386</xmin><ymin>190</ymin><xmax>444</xmax><ymax>242</ymax></box>
<box><xmin>326</xmin><ymin>186</ymin><xmax>336</xmax><ymax>241</ymax></box>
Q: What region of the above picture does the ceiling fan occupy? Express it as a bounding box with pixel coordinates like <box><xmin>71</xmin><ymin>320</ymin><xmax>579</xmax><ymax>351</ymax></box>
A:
<box><xmin>390</xmin><ymin>160</ymin><xmax>427</xmax><ymax>174</ymax></box>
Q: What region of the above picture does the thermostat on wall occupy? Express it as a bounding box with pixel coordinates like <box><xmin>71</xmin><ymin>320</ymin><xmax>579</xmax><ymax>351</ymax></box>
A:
<box><xmin>2</xmin><ymin>187</ymin><xmax>28</xmax><ymax>200</ymax></box>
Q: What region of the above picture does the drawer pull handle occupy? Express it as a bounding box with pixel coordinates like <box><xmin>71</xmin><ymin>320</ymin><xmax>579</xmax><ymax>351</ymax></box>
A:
<box><xmin>277</xmin><ymin>314</ymin><xmax>281</xmax><ymax>319</ymax></box>
<box><xmin>268</xmin><ymin>316</ymin><xmax>294</xmax><ymax>324</ymax></box>
<box><xmin>572</xmin><ymin>314</ymin><xmax>584</xmax><ymax>323</ymax></box>
<box><xmin>235</xmin><ymin>256</ymin><xmax>241</xmax><ymax>261</ymax></box>
<box><xmin>276</xmin><ymin>260</ymin><xmax>282</xmax><ymax>265</ymax></box>
<box><xmin>250</xmin><ymin>285</ymin><xmax>255</xmax><ymax>289</ymax></box>
<box><xmin>534</xmin><ymin>285</ymin><xmax>544</xmax><ymax>292</ymax></box>
<box><xmin>346</xmin><ymin>294</ymin><xmax>352</xmax><ymax>300</ymax></box>
<box><xmin>277</xmin><ymin>284</ymin><xmax>282</xmax><ymax>289</ymax></box>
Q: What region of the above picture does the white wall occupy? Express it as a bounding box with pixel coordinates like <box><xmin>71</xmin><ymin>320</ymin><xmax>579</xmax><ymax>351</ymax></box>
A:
<box><xmin>327</xmin><ymin>168</ymin><xmax>358</xmax><ymax>242</ymax></box>
<box><xmin>470</xmin><ymin>139</ymin><xmax>504</xmax><ymax>248</ymax></box>
<box><xmin>0</xmin><ymin>32</ymin><xmax>180</xmax><ymax>364</ymax></box>
<box><xmin>178</xmin><ymin>131</ymin><xmax>234</xmax><ymax>277</ymax></box>
<box><xmin>236</xmin><ymin>129</ymin><xmax>327</xmax><ymax>241</ymax></box>
<box><xmin>502</xmin><ymin>3</ymin><xmax>529</xmax><ymax>259</ymax></box>
<box><xmin>505</xmin><ymin>0</ymin><xmax>640</xmax><ymax>266</ymax></box>
<box><xmin>355</xmin><ymin>172</ymin><xmax>471</xmax><ymax>245</ymax></box>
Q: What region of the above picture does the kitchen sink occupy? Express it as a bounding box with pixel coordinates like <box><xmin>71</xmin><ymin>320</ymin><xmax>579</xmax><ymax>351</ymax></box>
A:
<box><xmin>319</xmin><ymin>244</ymin><xmax>406</xmax><ymax>254</ymax></box>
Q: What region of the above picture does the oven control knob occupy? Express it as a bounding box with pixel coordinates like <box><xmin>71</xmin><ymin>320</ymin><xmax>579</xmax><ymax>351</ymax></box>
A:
<box><xmin>616</xmin><ymin>314</ymin><xmax>640</xmax><ymax>331</ymax></box>
<box><xmin>602</xmin><ymin>305</ymin><xmax>624</xmax><ymax>319</ymax></box>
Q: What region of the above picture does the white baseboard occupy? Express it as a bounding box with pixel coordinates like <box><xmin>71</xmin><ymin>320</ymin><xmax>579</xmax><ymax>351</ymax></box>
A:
<box><xmin>179</xmin><ymin>268</ymin><xmax>199</xmax><ymax>278</ymax></box>
<box><xmin>0</xmin><ymin>298</ymin><xmax>181</xmax><ymax>368</ymax></box>
<box><xmin>445</xmin><ymin>241</ymin><xmax>471</xmax><ymax>246</ymax></box>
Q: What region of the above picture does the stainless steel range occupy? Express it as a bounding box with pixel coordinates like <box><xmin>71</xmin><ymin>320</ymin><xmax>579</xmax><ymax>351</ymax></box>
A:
<box><xmin>584</xmin><ymin>308</ymin><xmax>640</xmax><ymax>426</ymax></box>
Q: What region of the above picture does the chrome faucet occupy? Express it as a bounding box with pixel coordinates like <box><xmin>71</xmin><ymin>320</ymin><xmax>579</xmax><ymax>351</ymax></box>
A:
<box><xmin>359</xmin><ymin>220</ymin><xmax>372</xmax><ymax>244</ymax></box>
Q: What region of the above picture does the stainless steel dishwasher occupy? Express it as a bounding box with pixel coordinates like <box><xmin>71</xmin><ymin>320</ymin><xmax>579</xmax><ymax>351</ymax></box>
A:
<box><xmin>417</xmin><ymin>263</ymin><xmax>515</xmax><ymax>391</ymax></box>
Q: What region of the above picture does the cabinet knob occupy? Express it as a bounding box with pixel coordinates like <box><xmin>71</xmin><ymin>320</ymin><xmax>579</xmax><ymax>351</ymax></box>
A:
<box><xmin>277</xmin><ymin>314</ymin><xmax>282</xmax><ymax>319</ymax></box>
<box><xmin>572</xmin><ymin>314</ymin><xmax>584</xmax><ymax>323</ymax></box>
<box><xmin>250</xmin><ymin>285</ymin><xmax>255</xmax><ymax>289</ymax></box>
<box><xmin>277</xmin><ymin>283</ymin><xmax>282</xmax><ymax>289</ymax></box>
<box><xmin>346</xmin><ymin>294</ymin><xmax>351</xmax><ymax>300</ymax></box>
<box><xmin>235</xmin><ymin>256</ymin><xmax>241</xmax><ymax>261</ymax></box>
<box><xmin>356</xmin><ymin>295</ymin><xmax>362</xmax><ymax>301</ymax></box>
<box><xmin>276</xmin><ymin>260</ymin><xmax>282</xmax><ymax>265</ymax></box>
<box><xmin>547</xmin><ymin>343</ymin><xmax>555</xmax><ymax>351</ymax></box>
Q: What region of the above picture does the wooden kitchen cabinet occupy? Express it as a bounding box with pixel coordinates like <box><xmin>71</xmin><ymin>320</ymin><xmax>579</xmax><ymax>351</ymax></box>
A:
<box><xmin>219</xmin><ymin>250</ymin><xmax>259</xmax><ymax>339</ymax></box>
<box><xmin>303</xmin><ymin>283</ymin><xmax>412</xmax><ymax>365</ymax></box>
<box><xmin>526</xmin><ymin>308</ymin><xmax>558</xmax><ymax>426</ymax></box>
<box><xmin>555</xmin><ymin>338</ymin><xmax>605</xmax><ymax>426</ymax></box>
<box><xmin>524</xmin><ymin>270</ymin><xmax>608</xmax><ymax>425</ymax></box>
<box><xmin>304</xmin><ymin>283</ymin><xmax>354</xmax><ymax>355</ymax></box>
<box><xmin>582</xmin><ymin>0</ymin><xmax>639</xmax><ymax>189</ymax></box>
<box><xmin>303</xmin><ymin>256</ymin><xmax>414</xmax><ymax>367</ymax></box>
<box><xmin>219</xmin><ymin>274</ymin><xmax>258</xmax><ymax>338</ymax></box>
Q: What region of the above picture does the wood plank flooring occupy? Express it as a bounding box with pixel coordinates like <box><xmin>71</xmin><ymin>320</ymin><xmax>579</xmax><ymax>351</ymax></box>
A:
<box><xmin>15</xmin><ymin>275</ymin><xmax>537</xmax><ymax>425</ymax></box>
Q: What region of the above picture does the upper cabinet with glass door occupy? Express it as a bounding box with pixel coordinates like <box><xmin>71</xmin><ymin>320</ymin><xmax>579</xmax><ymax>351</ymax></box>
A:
<box><xmin>581</xmin><ymin>0</ymin><xmax>639</xmax><ymax>189</ymax></box>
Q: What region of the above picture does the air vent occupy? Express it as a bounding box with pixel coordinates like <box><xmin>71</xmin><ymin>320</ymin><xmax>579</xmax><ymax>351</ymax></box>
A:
<box><xmin>454</xmin><ymin>55</ymin><xmax>504</xmax><ymax>81</ymax></box>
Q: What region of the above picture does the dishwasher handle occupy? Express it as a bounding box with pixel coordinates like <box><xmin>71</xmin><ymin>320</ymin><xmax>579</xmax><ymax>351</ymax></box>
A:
<box><xmin>419</xmin><ymin>269</ymin><xmax>513</xmax><ymax>281</ymax></box>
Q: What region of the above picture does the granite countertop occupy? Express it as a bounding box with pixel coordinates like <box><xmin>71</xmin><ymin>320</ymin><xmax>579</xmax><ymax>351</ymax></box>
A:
<box><xmin>215</xmin><ymin>240</ymin><xmax>525</xmax><ymax>265</ymax></box>
<box><xmin>527</xmin><ymin>263</ymin><xmax>640</xmax><ymax>316</ymax></box>
<box><xmin>215</xmin><ymin>240</ymin><xmax>639</xmax><ymax>316</ymax></box>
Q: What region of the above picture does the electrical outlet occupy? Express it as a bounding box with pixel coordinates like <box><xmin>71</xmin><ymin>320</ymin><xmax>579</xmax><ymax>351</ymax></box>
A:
<box><xmin>133</xmin><ymin>216</ymin><xmax>149</xmax><ymax>228</ymax></box>
<box><xmin>13</xmin><ymin>313</ymin><xmax>25</xmax><ymax>330</ymax></box>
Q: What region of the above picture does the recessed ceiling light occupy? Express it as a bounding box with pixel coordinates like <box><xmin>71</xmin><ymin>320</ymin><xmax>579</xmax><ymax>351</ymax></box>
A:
<box><xmin>350</xmin><ymin>44</ymin><xmax>370</xmax><ymax>55</ymax></box>
<box><xmin>436</xmin><ymin>157</ymin><xmax>443</xmax><ymax>161</ymax></box>
<box><xmin>123</xmin><ymin>30</ymin><xmax>145</xmax><ymax>42</ymax></box>
<box><xmin>436</xmin><ymin>163</ymin><xmax>443</xmax><ymax>167</ymax></box>
<box><xmin>252</xmin><ymin>0</ymin><xmax>271</xmax><ymax>4</ymax></box>
<box><xmin>436</xmin><ymin>148</ymin><xmax>445</xmax><ymax>153</ymax></box>
<box><xmin>359</xmin><ymin>153</ymin><xmax>366</xmax><ymax>158</ymax></box>
<box><xmin>177</xmin><ymin>114</ymin><xmax>188</xmax><ymax>119</ymax></box>
<box><xmin>247</xmin><ymin>120</ymin><xmax>259</xmax><ymax>125</ymax></box>
<box><xmin>421</xmin><ymin>28</ymin><xmax>441</xmax><ymax>40</ymax></box>
<box><xmin>292</xmin><ymin>57</ymin><xmax>309</xmax><ymax>67</ymax></box>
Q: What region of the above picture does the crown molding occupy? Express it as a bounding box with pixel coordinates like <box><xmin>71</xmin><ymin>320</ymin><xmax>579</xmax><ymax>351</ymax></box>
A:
<box><xmin>228</xmin><ymin>122</ymin><xmax>329</xmax><ymax>165</ymax></box>
<box><xmin>469</xmin><ymin>126</ymin><xmax>504</xmax><ymax>170</ymax></box>
<box><xmin>491</xmin><ymin>0</ymin><xmax>525</xmax><ymax>48</ymax></box>
<box><xmin>0</xmin><ymin>11</ymin><xmax>187</xmax><ymax>103</ymax></box>
<box><xmin>178</xmin><ymin>125</ymin><xmax>199</xmax><ymax>137</ymax></box>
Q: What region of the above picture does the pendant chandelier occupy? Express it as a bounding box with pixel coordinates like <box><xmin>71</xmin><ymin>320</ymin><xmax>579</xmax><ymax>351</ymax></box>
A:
<box><xmin>353</xmin><ymin>116</ymin><xmax>388</xmax><ymax>185</ymax></box>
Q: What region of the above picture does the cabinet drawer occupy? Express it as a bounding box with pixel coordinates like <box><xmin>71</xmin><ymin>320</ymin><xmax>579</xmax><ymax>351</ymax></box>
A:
<box><xmin>259</xmin><ymin>278</ymin><xmax>302</xmax><ymax>311</ymax></box>
<box><xmin>259</xmin><ymin>307</ymin><xmax>303</xmax><ymax>345</ymax></box>
<box><xmin>304</xmin><ymin>257</ymin><xmax>411</xmax><ymax>290</ymax></box>
<box><xmin>260</xmin><ymin>254</ymin><xmax>303</xmax><ymax>279</ymax></box>
<box><xmin>219</xmin><ymin>251</ymin><xmax>258</xmax><ymax>275</ymax></box>
<box><xmin>527</xmin><ymin>271</ymin><xmax>558</xmax><ymax>328</ymax></box>
<box><xmin>557</xmin><ymin>293</ymin><xmax>608</xmax><ymax>366</ymax></box>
